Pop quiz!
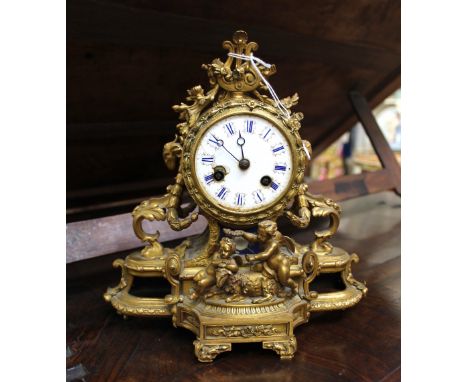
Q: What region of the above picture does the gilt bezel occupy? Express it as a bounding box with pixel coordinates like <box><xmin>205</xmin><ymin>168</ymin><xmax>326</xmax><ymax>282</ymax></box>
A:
<box><xmin>182</xmin><ymin>98</ymin><xmax>306</xmax><ymax>227</ymax></box>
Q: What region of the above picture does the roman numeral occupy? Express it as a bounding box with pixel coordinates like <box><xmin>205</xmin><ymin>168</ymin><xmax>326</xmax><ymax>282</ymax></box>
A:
<box><xmin>271</xmin><ymin>182</ymin><xmax>279</xmax><ymax>191</ymax></box>
<box><xmin>224</xmin><ymin>123</ymin><xmax>235</xmax><ymax>135</ymax></box>
<box><xmin>255</xmin><ymin>191</ymin><xmax>264</xmax><ymax>202</ymax></box>
<box><xmin>274</xmin><ymin>165</ymin><xmax>287</xmax><ymax>171</ymax></box>
<box><xmin>217</xmin><ymin>187</ymin><xmax>228</xmax><ymax>200</ymax></box>
<box><xmin>263</xmin><ymin>128</ymin><xmax>271</xmax><ymax>139</ymax></box>
<box><xmin>246</xmin><ymin>120</ymin><xmax>254</xmax><ymax>133</ymax></box>
<box><xmin>272</xmin><ymin>145</ymin><xmax>285</xmax><ymax>153</ymax></box>
<box><xmin>235</xmin><ymin>193</ymin><xmax>245</xmax><ymax>206</ymax></box>
<box><xmin>202</xmin><ymin>156</ymin><xmax>214</xmax><ymax>163</ymax></box>
<box><xmin>204</xmin><ymin>174</ymin><xmax>214</xmax><ymax>184</ymax></box>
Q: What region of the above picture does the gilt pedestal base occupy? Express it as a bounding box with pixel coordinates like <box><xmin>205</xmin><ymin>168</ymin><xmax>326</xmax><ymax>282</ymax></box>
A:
<box><xmin>104</xmin><ymin>233</ymin><xmax>367</xmax><ymax>362</ymax></box>
<box><xmin>176</xmin><ymin>296</ymin><xmax>307</xmax><ymax>362</ymax></box>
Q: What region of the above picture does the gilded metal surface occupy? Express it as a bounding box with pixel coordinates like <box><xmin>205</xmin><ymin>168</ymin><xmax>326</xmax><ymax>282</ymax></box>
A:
<box><xmin>104</xmin><ymin>30</ymin><xmax>367</xmax><ymax>362</ymax></box>
<box><xmin>182</xmin><ymin>100</ymin><xmax>306</xmax><ymax>226</ymax></box>
<box><xmin>203</xmin><ymin>30</ymin><xmax>275</xmax><ymax>93</ymax></box>
<box><xmin>263</xmin><ymin>337</ymin><xmax>297</xmax><ymax>360</ymax></box>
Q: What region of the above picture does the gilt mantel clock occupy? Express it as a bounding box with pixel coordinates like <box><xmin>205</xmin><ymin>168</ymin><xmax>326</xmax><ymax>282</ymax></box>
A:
<box><xmin>104</xmin><ymin>31</ymin><xmax>367</xmax><ymax>362</ymax></box>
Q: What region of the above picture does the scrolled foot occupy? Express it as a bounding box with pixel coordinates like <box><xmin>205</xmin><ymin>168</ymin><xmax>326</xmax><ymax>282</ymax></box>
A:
<box><xmin>344</xmin><ymin>253</ymin><xmax>368</xmax><ymax>295</ymax></box>
<box><xmin>193</xmin><ymin>340</ymin><xmax>231</xmax><ymax>362</ymax></box>
<box><xmin>263</xmin><ymin>337</ymin><xmax>297</xmax><ymax>360</ymax></box>
<box><xmin>103</xmin><ymin>258</ymin><xmax>132</xmax><ymax>302</ymax></box>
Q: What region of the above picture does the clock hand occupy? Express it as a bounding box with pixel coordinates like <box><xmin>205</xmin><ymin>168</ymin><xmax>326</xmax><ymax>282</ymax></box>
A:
<box><xmin>211</xmin><ymin>134</ymin><xmax>240</xmax><ymax>163</ymax></box>
<box><xmin>237</xmin><ymin>131</ymin><xmax>245</xmax><ymax>159</ymax></box>
<box><xmin>236</xmin><ymin>131</ymin><xmax>250</xmax><ymax>170</ymax></box>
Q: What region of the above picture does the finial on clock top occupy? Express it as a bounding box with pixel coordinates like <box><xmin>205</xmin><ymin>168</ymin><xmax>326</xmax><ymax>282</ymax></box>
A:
<box><xmin>202</xmin><ymin>30</ymin><xmax>277</xmax><ymax>93</ymax></box>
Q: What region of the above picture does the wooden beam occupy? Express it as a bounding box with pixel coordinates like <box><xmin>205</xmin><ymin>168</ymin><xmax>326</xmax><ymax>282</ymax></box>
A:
<box><xmin>349</xmin><ymin>91</ymin><xmax>401</xmax><ymax>195</ymax></box>
<box><xmin>307</xmin><ymin>90</ymin><xmax>401</xmax><ymax>202</ymax></box>
<box><xmin>66</xmin><ymin>213</ymin><xmax>207</xmax><ymax>263</ymax></box>
<box><xmin>308</xmin><ymin>169</ymin><xmax>394</xmax><ymax>201</ymax></box>
<box><xmin>309</xmin><ymin>69</ymin><xmax>401</xmax><ymax>158</ymax></box>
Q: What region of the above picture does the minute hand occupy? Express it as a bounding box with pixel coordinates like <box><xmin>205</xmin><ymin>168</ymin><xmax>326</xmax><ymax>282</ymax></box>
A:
<box><xmin>211</xmin><ymin>134</ymin><xmax>240</xmax><ymax>162</ymax></box>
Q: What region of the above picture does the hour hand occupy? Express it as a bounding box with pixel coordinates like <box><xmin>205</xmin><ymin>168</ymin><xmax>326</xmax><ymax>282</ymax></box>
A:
<box><xmin>237</xmin><ymin>131</ymin><xmax>246</xmax><ymax>152</ymax></box>
<box><xmin>237</xmin><ymin>131</ymin><xmax>250</xmax><ymax>170</ymax></box>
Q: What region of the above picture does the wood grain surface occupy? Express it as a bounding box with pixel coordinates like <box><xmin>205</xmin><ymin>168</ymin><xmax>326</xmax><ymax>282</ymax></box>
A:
<box><xmin>66</xmin><ymin>212</ymin><xmax>208</xmax><ymax>263</ymax></box>
<box><xmin>67</xmin><ymin>192</ymin><xmax>401</xmax><ymax>381</ymax></box>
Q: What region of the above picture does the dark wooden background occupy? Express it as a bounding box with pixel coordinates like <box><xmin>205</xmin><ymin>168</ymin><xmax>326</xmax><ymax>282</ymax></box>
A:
<box><xmin>67</xmin><ymin>0</ymin><xmax>401</xmax><ymax>221</ymax></box>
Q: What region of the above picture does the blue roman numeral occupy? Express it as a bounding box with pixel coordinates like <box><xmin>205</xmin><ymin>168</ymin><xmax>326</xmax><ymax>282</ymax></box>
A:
<box><xmin>217</xmin><ymin>187</ymin><xmax>228</xmax><ymax>199</ymax></box>
<box><xmin>246</xmin><ymin>120</ymin><xmax>254</xmax><ymax>133</ymax></box>
<box><xmin>225</xmin><ymin>123</ymin><xmax>234</xmax><ymax>135</ymax></box>
<box><xmin>272</xmin><ymin>145</ymin><xmax>284</xmax><ymax>153</ymax></box>
<box><xmin>208</xmin><ymin>138</ymin><xmax>219</xmax><ymax>145</ymax></box>
<box><xmin>256</xmin><ymin>192</ymin><xmax>264</xmax><ymax>202</ymax></box>
<box><xmin>236</xmin><ymin>194</ymin><xmax>244</xmax><ymax>205</ymax></box>
<box><xmin>275</xmin><ymin>165</ymin><xmax>287</xmax><ymax>171</ymax></box>
<box><xmin>204</xmin><ymin>174</ymin><xmax>214</xmax><ymax>184</ymax></box>
<box><xmin>202</xmin><ymin>156</ymin><xmax>214</xmax><ymax>163</ymax></box>
<box><xmin>271</xmin><ymin>182</ymin><xmax>279</xmax><ymax>191</ymax></box>
<box><xmin>263</xmin><ymin>128</ymin><xmax>271</xmax><ymax>139</ymax></box>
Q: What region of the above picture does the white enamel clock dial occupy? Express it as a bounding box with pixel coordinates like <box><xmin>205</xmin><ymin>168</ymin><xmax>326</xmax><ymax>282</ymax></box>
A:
<box><xmin>194</xmin><ymin>114</ymin><xmax>293</xmax><ymax>212</ymax></box>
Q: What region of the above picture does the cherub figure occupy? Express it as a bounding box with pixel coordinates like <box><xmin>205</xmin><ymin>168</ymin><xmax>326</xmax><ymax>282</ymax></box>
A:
<box><xmin>225</xmin><ymin>220</ymin><xmax>302</xmax><ymax>293</ymax></box>
<box><xmin>190</xmin><ymin>237</ymin><xmax>238</xmax><ymax>300</ymax></box>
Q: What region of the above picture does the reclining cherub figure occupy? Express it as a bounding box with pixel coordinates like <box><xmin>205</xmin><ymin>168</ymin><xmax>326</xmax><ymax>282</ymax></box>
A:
<box><xmin>190</xmin><ymin>237</ymin><xmax>238</xmax><ymax>300</ymax></box>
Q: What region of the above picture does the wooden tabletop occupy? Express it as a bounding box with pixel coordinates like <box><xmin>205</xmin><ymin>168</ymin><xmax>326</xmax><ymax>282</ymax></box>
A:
<box><xmin>67</xmin><ymin>192</ymin><xmax>401</xmax><ymax>382</ymax></box>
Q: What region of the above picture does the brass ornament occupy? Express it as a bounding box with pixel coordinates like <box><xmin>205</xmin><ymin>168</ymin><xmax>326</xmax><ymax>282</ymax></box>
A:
<box><xmin>104</xmin><ymin>31</ymin><xmax>367</xmax><ymax>362</ymax></box>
